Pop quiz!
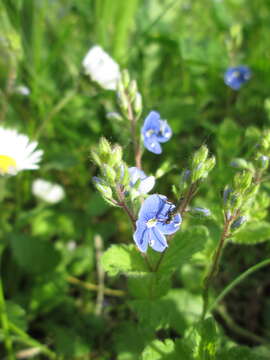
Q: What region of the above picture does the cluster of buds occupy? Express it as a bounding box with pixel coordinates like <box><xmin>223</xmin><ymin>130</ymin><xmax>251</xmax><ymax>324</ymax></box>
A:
<box><xmin>117</xmin><ymin>70</ymin><xmax>142</xmax><ymax>118</ymax></box>
<box><xmin>178</xmin><ymin>145</ymin><xmax>216</xmax><ymax>194</ymax></box>
<box><xmin>91</xmin><ymin>137</ymin><xmax>129</xmax><ymax>206</ymax></box>
<box><xmin>224</xmin><ymin>170</ymin><xmax>259</xmax><ymax>231</ymax></box>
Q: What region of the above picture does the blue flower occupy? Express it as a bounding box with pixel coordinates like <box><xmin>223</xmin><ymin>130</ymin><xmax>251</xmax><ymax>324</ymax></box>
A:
<box><xmin>133</xmin><ymin>194</ymin><xmax>181</xmax><ymax>253</ymax></box>
<box><xmin>128</xmin><ymin>167</ymin><xmax>155</xmax><ymax>195</ymax></box>
<box><xmin>141</xmin><ymin>111</ymin><xmax>172</xmax><ymax>154</ymax></box>
<box><xmin>224</xmin><ymin>66</ymin><xmax>251</xmax><ymax>90</ymax></box>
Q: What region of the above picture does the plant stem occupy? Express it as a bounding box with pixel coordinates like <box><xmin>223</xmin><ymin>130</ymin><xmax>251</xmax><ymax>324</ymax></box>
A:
<box><xmin>209</xmin><ymin>258</ymin><xmax>270</xmax><ymax>314</ymax></box>
<box><xmin>154</xmin><ymin>182</ymin><xmax>198</xmax><ymax>273</ymax></box>
<box><xmin>67</xmin><ymin>276</ymin><xmax>126</xmax><ymax>297</ymax></box>
<box><xmin>201</xmin><ymin>216</ymin><xmax>233</xmax><ymax>320</ymax></box>
<box><xmin>127</xmin><ymin>95</ymin><xmax>142</xmax><ymax>169</ymax></box>
<box><xmin>0</xmin><ymin>247</ymin><xmax>15</xmax><ymax>360</ymax></box>
<box><xmin>94</xmin><ymin>235</ymin><xmax>105</xmax><ymax>315</ymax></box>
<box><xmin>216</xmin><ymin>305</ymin><xmax>269</xmax><ymax>345</ymax></box>
<box><xmin>9</xmin><ymin>322</ymin><xmax>57</xmax><ymax>359</ymax></box>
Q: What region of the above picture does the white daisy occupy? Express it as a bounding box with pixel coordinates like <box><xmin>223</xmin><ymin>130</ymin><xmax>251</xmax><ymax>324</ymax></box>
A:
<box><xmin>82</xmin><ymin>45</ymin><xmax>120</xmax><ymax>90</ymax></box>
<box><xmin>32</xmin><ymin>179</ymin><xmax>65</xmax><ymax>204</ymax></box>
<box><xmin>0</xmin><ymin>127</ymin><xmax>43</xmax><ymax>176</ymax></box>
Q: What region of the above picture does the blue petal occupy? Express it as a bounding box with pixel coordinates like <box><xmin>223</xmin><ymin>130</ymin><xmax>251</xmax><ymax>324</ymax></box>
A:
<box><xmin>128</xmin><ymin>167</ymin><xmax>147</xmax><ymax>186</ymax></box>
<box><xmin>138</xmin><ymin>176</ymin><xmax>155</xmax><ymax>194</ymax></box>
<box><xmin>144</xmin><ymin>135</ymin><xmax>162</xmax><ymax>154</ymax></box>
<box><xmin>141</xmin><ymin>111</ymin><xmax>161</xmax><ymax>134</ymax></box>
<box><xmin>156</xmin><ymin>212</ymin><xmax>182</xmax><ymax>235</ymax></box>
<box><xmin>156</xmin><ymin>120</ymin><xmax>172</xmax><ymax>143</ymax></box>
<box><xmin>149</xmin><ymin>228</ymin><xmax>168</xmax><ymax>252</ymax></box>
<box><xmin>138</xmin><ymin>194</ymin><xmax>167</xmax><ymax>222</ymax></box>
<box><xmin>133</xmin><ymin>221</ymin><xmax>149</xmax><ymax>252</ymax></box>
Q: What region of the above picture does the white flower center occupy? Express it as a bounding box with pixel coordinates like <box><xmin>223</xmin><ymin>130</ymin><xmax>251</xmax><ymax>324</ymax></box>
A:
<box><xmin>145</xmin><ymin>130</ymin><xmax>154</xmax><ymax>138</ymax></box>
<box><xmin>0</xmin><ymin>155</ymin><xmax>17</xmax><ymax>175</ymax></box>
<box><xmin>146</xmin><ymin>218</ymin><xmax>157</xmax><ymax>228</ymax></box>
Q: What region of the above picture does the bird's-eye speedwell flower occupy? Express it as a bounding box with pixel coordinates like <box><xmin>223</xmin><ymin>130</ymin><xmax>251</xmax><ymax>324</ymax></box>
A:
<box><xmin>133</xmin><ymin>194</ymin><xmax>181</xmax><ymax>252</ymax></box>
<box><xmin>224</xmin><ymin>66</ymin><xmax>251</xmax><ymax>90</ymax></box>
<box><xmin>141</xmin><ymin>111</ymin><xmax>172</xmax><ymax>154</ymax></box>
<box><xmin>128</xmin><ymin>167</ymin><xmax>155</xmax><ymax>195</ymax></box>
<box><xmin>82</xmin><ymin>45</ymin><xmax>120</xmax><ymax>90</ymax></box>
<box><xmin>0</xmin><ymin>127</ymin><xmax>43</xmax><ymax>175</ymax></box>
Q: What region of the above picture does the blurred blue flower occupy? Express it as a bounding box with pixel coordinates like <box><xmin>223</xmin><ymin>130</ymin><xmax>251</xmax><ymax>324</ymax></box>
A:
<box><xmin>133</xmin><ymin>194</ymin><xmax>181</xmax><ymax>252</ymax></box>
<box><xmin>141</xmin><ymin>111</ymin><xmax>172</xmax><ymax>154</ymax></box>
<box><xmin>231</xmin><ymin>215</ymin><xmax>248</xmax><ymax>229</ymax></box>
<box><xmin>128</xmin><ymin>167</ymin><xmax>155</xmax><ymax>195</ymax></box>
<box><xmin>224</xmin><ymin>66</ymin><xmax>251</xmax><ymax>90</ymax></box>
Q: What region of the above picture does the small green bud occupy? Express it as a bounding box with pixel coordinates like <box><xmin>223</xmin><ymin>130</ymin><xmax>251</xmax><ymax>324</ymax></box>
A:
<box><xmin>106</xmin><ymin>112</ymin><xmax>123</xmax><ymax>122</ymax></box>
<box><xmin>191</xmin><ymin>163</ymin><xmax>205</xmax><ymax>183</ymax></box>
<box><xmin>111</xmin><ymin>145</ymin><xmax>123</xmax><ymax>164</ymax></box>
<box><xmin>93</xmin><ymin>177</ymin><xmax>113</xmax><ymax>199</ymax></box>
<box><xmin>256</xmin><ymin>155</ymin><xmax>269</xmax><ymax>170</ymax></box>
<box><xmin>118</xmin><ymin>93</ymin><xmax>129</xmax><ymax>112</ymax></box>
<box><xmin>204</xmin><ymin>156</ymin><xmax>216</xmax><ymax>173</ymax></box>
<box><xmin>192</xmin><ymin>145</ymin><xmax>209</xmax><ymax>168</ymax></box>
<box><xmin>134</xmin><ymin>92</ymin><xmax>142</xmax><ymax>116</ymax></box>
<box><xmin>233</xmin><ymin>171</ymin><xmax>253</xmax><ymax>193</ymax></box>
<box><xmin>122</xmin><ymin>69</ymin><xmax>130</xmax><ymax>88</ymax></box>
<box><xmin>129</xmin><ymin>80</ymin><xmax>137</xmax><ymax>100</ymax></box>
<box><xmin>102</xmin><ymin>164</ymin><xmax>116</xmax><ymax>184</ymax></box>
<box><xmin>230</xmin><ymin>158</ymin><xmax>250</xmax><ymax>170</ymax></box>
<box><xmin>99</xmin><ymin>137</ymin><xmax>111</xmax><ymax>156</ymax></box>
<box><xmin>91</xmin><ymin>149</ymin><xmax>102</xmax><ymax>166</ymax></box>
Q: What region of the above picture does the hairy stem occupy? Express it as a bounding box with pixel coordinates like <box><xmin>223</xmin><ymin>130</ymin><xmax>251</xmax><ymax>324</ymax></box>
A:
<box><xmin>94</xmin><ymin>235</ymin><xmax>105</xmax><ymax>315</ymax></box>
<box><xmin>127</xmin><ymin>96</ymin><xmax>142</xmax><ymax>169</ymax></box>
<box><xmin>201</xmin><ymin>216</ymin><xmax>234</xmax><ymax>320</ymax></box>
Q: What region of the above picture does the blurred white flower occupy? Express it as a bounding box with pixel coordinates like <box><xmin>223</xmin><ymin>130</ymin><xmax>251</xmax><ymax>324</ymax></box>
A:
<box><xmin>32</xmin><ymin>179</ymin><xmax>65</xmax><ymax>204</ymax></box>
<box><xmin>0</xmin><ymin>127</ymin><xmax>43</xmax><ymax>176</ymax></box>
<box><xmin>14</xmin><ymin>85</ymin><xmax>30</xmax><ymax>96</ymax></box>
<box><xmin>82</xmin><ymin>45</ymin><xmax>120</xmax><ymax>90</ymax></box>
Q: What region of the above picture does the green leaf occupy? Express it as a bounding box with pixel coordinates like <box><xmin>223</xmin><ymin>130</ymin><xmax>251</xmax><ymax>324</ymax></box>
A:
<box><xmin>219</xmin><ymin>346</ymin><xmax>267</xmax><ymax>360</ymax></box>
<box><xmin>128</xmin><ymin>273</ymin><xmax>171</xmax><ymax>299</ymax></box>
<box><xmin>101</xmin><ymin>244</ymin><xmax>148</xmax><ymax>276</ymax></box>
<box><xmin>231</xmin><ymin>221</ymin><xmax>270</xmax><ymax>244</ymax></box>
<box><xmin>10</xmin><ymin>234</ymin><xmax>60</xmax><ymax>274</ymax></box>
<box><xmin>141</xmin><ymin>339</ymin><xmax>175</xmax><ymax>360</ymax></box>
<box><xmin>157</xmin><ymin>226</ymin><xmax>208</xmax><ymax>275</ymax></box>
<box><xmin>6</xmin><ymin>301</ymin><xmax>27</xmax><ymax>331</ymax></box>
<box><xmin>186</xmin><ymin>317</ymin><xmax>219</xmax><ymax>360</ymax></box>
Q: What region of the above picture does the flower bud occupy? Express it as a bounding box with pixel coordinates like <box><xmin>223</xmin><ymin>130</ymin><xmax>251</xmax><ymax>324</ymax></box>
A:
<box><xmin>204</xmin><ymin>156</ymin><xmax>216</xmax><ymax>173</ymax></box>
<box><xmin>192</xmin><ymin>145</ymin><xmax>209</xmax><ymax>168</ymax></box>
<box><xmin>233</xmin><ymin>171</ymin><xmax>253</xmax><ymax>193</ymax></box>
<box><xmin>102</xmin><ymin>164</ymin><xmax>116</xmax><ymax>184</ymax></box>
<box><xmin>190</xmin><ymin>207</ymin><xmax>211</xmax><ymax>217</ymax></box>
<box><xmin>93</xmin><ymin>177</ymin><xmax>113</xmax><ymax>198</ymax></box>
<box><xmin>256</xmin><ymin>155</ymin><xmax>269</xmax><ymax>170</ymax></box>
<box><xmin>122</xmin><ymin>69</ymin><xmax>130</xmax><ymax>88</ymax></box>
<box><xmin>111</xmin><ymin>145</ymin><xmax>123</xmax><ymax>164</ymax></box>
<box><xmin>106</xmin><ymin>112</ymin><xmax>123</xmax><ymax>121</ymax></box>
<box><xmin>99</xmin><ymin>137</ymin><xmax>111</xmax><ymax>156</ymax></box>
<box><xmin>91</xmin><ymin>149</ymin><xmax>102</xmax><ymax>166</ymax></box>
<box><xmin>120</xmin><ymin>163</ymin><xmax>130</xmax><ymax>187</ymax></box>
<box><xmin>129</xmin><ymin>80</ymin><xmax>137</xmax><ymax>100</ymax></box>
<box><xmin>134</xmin><ymin>92</ymin><xmax>142</xmax><ymax>115</ymax></box>
<box><xmin>231</xmin><ymin>215</ymin><xmax>248</xmax><ymax>230</ymax></box>
<box><xmin>230</xmin><ymin>158</ymin><xmax>250</xmax><ymax>169</ymax></box>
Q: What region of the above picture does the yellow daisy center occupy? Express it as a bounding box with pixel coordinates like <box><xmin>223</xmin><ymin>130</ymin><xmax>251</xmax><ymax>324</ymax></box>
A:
<box><xmin>0</xmin><ymin>155</ymin><xmax>17</xmax><ymax>174</ymax></box>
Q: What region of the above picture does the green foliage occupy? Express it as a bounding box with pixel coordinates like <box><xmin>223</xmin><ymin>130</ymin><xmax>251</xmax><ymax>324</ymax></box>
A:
<box><xmin>231</xmin><ymin>221</ymin><xmax>270</xmax><ymax>244</ymax></box>
<box><xmin>141</xmin><ymin>339</ymin><xmax>175</xmax><ymax>360</ymax></box>
<box><xmin>157</xmin><ymin>226</ymin><xmax>208</xmax><ymax>275</ymax></box>
<box><xmin>10</xmin><ymin>233</ymin><xmax>60</xmax><ymax>274</ymax></box>
<box><xmin>101</xmin><ymin>244</ymin><xmax>148</xmax><ymax>276</ymax></box>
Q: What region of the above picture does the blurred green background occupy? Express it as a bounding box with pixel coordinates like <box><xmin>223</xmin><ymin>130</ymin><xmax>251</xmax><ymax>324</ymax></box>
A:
<box><xmin>1</xmin><ymin>0</ymin><xmax>270</xmax><ymax>359</ymax></box>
